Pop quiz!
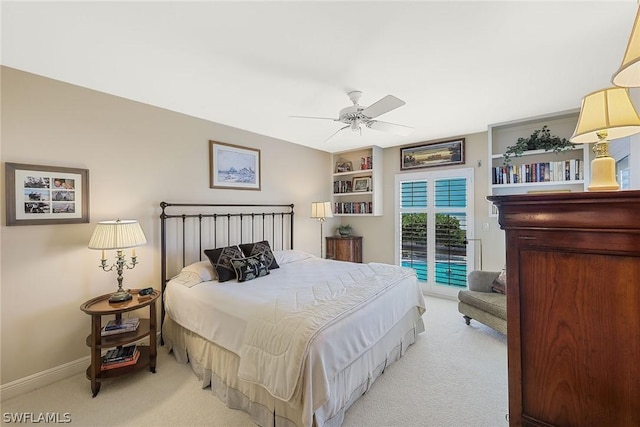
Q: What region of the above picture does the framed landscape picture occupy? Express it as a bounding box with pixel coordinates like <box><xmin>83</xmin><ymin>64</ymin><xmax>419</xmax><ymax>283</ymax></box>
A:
<box><xmin>5</xmin><ymin>163</ymin><xmax>90</xmax><ymax>226</ymax></box>
<box><xmin>210</xmin><ymin>141</ymin><xmax>261</xmax><ymax>190</ymax></box>
<box><xmin>400</xmin><ymin>138</ymin><xmax>465</xmax><ymax>170</ymax></box>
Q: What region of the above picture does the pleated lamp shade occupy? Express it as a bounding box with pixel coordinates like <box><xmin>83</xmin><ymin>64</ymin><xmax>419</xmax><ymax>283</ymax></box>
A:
<box><xmin>88</xmin><ymin>219</ymin><xmax>147</xmax><ymax>250</ymax></box>
<box><xmin>612</xmin><ymin>6</ymin><xmax>640</xmax><ymax>87</ymax></box>
<box><xmin>310</xmin><ymin>202</ymin><xmax>333</xmax><ymax>219</ymax></box>
<box><xmin>570</xmin><ymin>87</ymin><xmax>640</xmax><ymax>143</ymax></box>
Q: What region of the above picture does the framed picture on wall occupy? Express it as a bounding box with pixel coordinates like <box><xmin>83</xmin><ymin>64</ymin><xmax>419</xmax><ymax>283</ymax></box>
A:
<box><xmin>400</xmin><ymin>138</ymin><xmax>465</xmax><ymax>170</ymax></box>
<box><xmin>210</xmin><ymin>140</ymin><xmax>261</xmax><ymax>190</ymax></box>
<box><xmin>5</xmin><ymin>163</ymin><xmax>90</xmax><ymax>226</ymax></box>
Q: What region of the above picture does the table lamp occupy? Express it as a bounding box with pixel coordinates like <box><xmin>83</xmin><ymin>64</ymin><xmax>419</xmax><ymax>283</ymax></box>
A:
<box><xmin>570</xmin><ymin>87</ymin><xmax>640</xmax><ymax>191</ymax></box>
<box><xmin>612</xmin><ymin>5</ymin><xmax>640</xmax><ymax>87</ymax></box>
<box><xmin>88</xmin><ymin>219</ymin><xmax>147</xmax><ymax>302</ymax></box>
<box><xmin>310</xmin><ymin>202</ymin><xmax>333</xmax><ymax>258</ymax></box>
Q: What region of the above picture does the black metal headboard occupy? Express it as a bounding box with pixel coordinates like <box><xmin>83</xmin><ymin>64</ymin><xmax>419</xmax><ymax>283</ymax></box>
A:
<box><xmin>159</xmin><ymin>201</ymin><xmax>295</xmax><ymax>340</ymax></box>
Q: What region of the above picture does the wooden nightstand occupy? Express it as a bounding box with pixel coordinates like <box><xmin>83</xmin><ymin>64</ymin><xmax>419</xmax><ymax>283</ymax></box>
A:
<box><xmin>80</xmin><ymin>289</ymin><xmax>159</xmax><ymax>397</ymax></box>
<box><xmin>326</xmin><ymin>236</ymin><xmax>362</xmax><ymax>263</ymax></box>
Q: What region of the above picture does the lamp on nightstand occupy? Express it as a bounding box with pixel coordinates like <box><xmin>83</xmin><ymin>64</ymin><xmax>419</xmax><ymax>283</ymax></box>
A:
<box><xmin>88</xmin><ymin>219</ymin><xmax>147</xmax><ymax>302</ymax></box>
<box><xmin>570</xmin><ymin>87</ymin><xmax>640</xmax><ymax>191</ymax></box>
<box><xmin>310</xmin><ymin>202</ymin><xmax>333</xmax><ymax>258</ymax></box>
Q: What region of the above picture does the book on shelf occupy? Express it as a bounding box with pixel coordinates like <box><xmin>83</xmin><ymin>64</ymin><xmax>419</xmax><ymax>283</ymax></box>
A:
<box><xmin>492</xmin><ymin>159</ymin><xmax>584</xmax><ymax>185</ymax></box>
<box><xmin>102</xmin><ymin>344</ymin><xmax>137</xmax><ymax>365</ymax></box>
<box><xmin>333</xmin><ymin>180</ymin><xmax>352</xmax><ymax>194</ymax></box>
<box><xmin>333</xmin><ymin>201</ymin><xmax>372</xmax><ymax>214</ymax></box>
<box><xmin>360</xmin><ymin>156</ymin><xmax>373</xmax><ymax>170</ymax></box>
<box><xmin>101</xmin><ymin>317</ymin><xmax>140</xmax><ymax>336</ymax></box>
<box><xmin>101</xmin><ymin>348</ymin><xmax>140</xmax><ymax>371</ymax></box>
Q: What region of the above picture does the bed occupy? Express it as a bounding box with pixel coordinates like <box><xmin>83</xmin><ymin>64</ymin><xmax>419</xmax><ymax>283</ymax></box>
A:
<box><xmin>160</xmin><ymin>202</ymin><xmax>426</xmax><ymax>427</ymax></box>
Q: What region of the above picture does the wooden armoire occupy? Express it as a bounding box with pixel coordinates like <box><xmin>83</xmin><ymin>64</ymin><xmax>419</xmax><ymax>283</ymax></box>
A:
<box><xmin>488</xmin><ymin>190</ymin><xmax>640</xmax><ymax>427</ymax></box>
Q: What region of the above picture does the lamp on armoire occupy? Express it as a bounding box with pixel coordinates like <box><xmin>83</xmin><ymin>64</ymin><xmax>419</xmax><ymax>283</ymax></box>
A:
<box><xmin>310</xmin><ymin>202</ymin><xmax>333</xmax><ymax>258</ymax></box>
<box><xmin>570</xmin><ymin>87</ymin><xmax>640</xmax><ymax>191</ymax></box>
<box><xmin>570</xmin><ymin>4</ymin><xmax>640</xmax><ymax>192</ymax></box>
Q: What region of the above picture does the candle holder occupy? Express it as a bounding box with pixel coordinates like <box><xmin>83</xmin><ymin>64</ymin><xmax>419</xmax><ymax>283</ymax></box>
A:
<box><xmin>99</xmin><ymin>249</ymin><xmax>140</xmax><ymax>302</ymax></box>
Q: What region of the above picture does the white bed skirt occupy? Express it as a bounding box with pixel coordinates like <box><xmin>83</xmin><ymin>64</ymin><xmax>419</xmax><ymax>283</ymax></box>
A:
<box><xmin>162</xmin><ymin>308</ymin><xmax>424</xmax><ymax>427</ymax></box>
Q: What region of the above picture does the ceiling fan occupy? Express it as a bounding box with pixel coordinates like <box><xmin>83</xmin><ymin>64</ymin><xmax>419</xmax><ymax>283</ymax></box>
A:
<box><xmin>291</xmin><ymin>91</ymin><xmax>413</xmax><ymax>142</ymax></box>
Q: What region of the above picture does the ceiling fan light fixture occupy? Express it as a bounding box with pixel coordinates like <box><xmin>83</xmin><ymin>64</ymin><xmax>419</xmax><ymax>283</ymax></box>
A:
<box><xmin>291</xmin><ymin>90</ymin><xmax>413</xmax><ymax>142</ymax></box>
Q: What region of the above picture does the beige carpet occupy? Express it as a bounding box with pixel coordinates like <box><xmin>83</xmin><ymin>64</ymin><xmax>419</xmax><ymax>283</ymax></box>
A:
<box><xmin>1</xmin><ymin>296</ymin><xmax>507</xmax><ymax>427</ymax></box>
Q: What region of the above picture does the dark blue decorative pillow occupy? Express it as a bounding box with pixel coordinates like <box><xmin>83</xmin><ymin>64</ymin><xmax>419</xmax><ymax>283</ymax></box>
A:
<box><xmin>239</xmin><ymin>240</ymin><xmax>280</xmax><ymax>270</ymax></box>
<box><xmin>204</xmin><ymin>245</ymin><xmax>243</xmax><ymax>282</ymax></box>
<box><xmin>230</xmin><ymin>254</ymin><xmax>270</xmax><ymax>282</ymax></box>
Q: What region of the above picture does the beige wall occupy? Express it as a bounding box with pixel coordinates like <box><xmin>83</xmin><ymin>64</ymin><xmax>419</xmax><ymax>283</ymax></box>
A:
<box><xmin>345</xmin><ymin>133</ymin><xmax>506</xmax><ymax>271</ymax></box>
<box><xmin>0</xmin><ymin>66</ymin><xmax>507</xmax><ymax>388</ymax></box>
<box><xmin>0</xmin><ymin>67</ymin><xmax>335</xmax><ymax>384</ymax></box>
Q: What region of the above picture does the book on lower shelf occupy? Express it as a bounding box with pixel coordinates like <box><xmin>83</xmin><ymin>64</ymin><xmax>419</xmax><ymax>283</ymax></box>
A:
<box><xmin>100</xmin><ymin>345</ymin><xmax>140</xmax><ymax>371</ymax></box>
<box><xmin>333</xmin><ymin>201</ymin><xmax>373</xmax><ymax>214</ymax></box>
<box><xmin>102</xmin><ymin>344</ymin><xmax>140</xmax><ymax>369</ymax></box>
<box><xmin>101</xmin><ymin>317</ymin><xmax>140</xmax><ymax>336</ymax></box>
<box><xmin>102</xmin><ymin>344</ymin><xmax>137</xmax><ymax>363</ymax></box>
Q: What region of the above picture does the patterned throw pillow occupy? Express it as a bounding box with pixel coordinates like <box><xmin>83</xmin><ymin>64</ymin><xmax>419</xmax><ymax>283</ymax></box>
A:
<box><xmin>204</xmin><ymin>245</ymin><xmax>243</xmax><ymax>282</ymax></box>
<box><xmin>239</xmin><ymin>240</ymin><xmax>280</xmax><ymax>270</ymax></box>
<box><xmin>230</xmin><ymin>254</ymin><xmax>270</xmax><ymax>282</ymax></box>
<box><xmin>492</xmin><ymin>269</ymin><xmax>507</xmax><ymax>294</ymax></box>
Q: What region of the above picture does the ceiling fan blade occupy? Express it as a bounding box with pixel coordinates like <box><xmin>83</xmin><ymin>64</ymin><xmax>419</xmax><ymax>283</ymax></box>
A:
<box><xmin>368</xmin><ymin>120</ymin><xmax>414</xmax><ymax>136</ymax></box>
<box><xmin>289</xmin><ymin>115</ymin><xmax>338</xmax><ymax>121</ymax></box>
<box><xmin>325</xmin><ymin>125</ymin><xmax>350</xmax><ymax>143</ymax></box>
<box><xmin>361</xmin><ymin>95</ymin><xmax>405</xmax><ymax>118</ymax></box>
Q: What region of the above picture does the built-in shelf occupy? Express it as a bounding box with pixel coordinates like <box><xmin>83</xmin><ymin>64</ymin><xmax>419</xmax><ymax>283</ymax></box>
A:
<box><xmin>332</xmin><ymin>146</ymin><xmax>383</xmax><ymax>216</ymax></box>
<box><xmin>488</xmin><ymin>109</ymin><xmax>590</xmax><ymax>215</ymax></box>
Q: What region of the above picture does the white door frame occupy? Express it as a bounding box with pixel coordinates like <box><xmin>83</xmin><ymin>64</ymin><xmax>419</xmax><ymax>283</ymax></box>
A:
<box><xmin>395</xmin><ymin>168</ymin><xmax>475</xmax><ymax>298</ymax></box>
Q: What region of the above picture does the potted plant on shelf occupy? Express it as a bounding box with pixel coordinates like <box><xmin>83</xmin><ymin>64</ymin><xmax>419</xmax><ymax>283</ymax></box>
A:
<box><xmin>337</xmin><ymin>224</ymin><xmax>352</xmax><ymax>237</ymax></box>
<box><xmin>502</xmin><ymin>125</ymin><xmax>575</xmax><ymax>164</ymax></box>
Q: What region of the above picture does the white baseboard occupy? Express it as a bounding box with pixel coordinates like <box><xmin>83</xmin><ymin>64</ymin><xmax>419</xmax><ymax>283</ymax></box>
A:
<box><xmin>0</xmin><ymin>356</ymin><xmax>89</xmax><ymax>402</ymax></box>
<box><xmin>0</xmin><ymin>332</ymin><xmax>161</xmax><ymax>402</ymax></box>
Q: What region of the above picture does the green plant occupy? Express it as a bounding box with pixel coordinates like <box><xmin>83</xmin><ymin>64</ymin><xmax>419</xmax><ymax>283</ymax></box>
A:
<box><xmin>502</xmin><ymin>126</ymin><xmax>575</xmax><ymax>164</ymax></box>
<box><xmin>401</xmin><ymin>213</ymin><xmax>466</xmax><ymax>248</ymax></box>
<box><xmin>337</xmin><ymin>224</ymin><xmax>352</xmax><ymax>235</ymax></box>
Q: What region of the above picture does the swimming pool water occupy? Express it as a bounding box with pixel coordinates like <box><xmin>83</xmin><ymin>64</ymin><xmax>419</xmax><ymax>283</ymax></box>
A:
<box><xmin>401</xmin><ymin>260</ymin><xmax>467</xmax><ymax>288</ymax></box>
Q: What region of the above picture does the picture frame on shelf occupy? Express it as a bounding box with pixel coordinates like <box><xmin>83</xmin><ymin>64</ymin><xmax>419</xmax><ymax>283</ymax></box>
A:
<box><xmin>335</xmin><ymin>160</ymin><xmax>353</xmax><ymax>173</ymax></box>
<box><xmin>352</xmin><ymin>177</ymin><xmax>371</xmax><ymax>192</ymax></box>
<box><xmin>210</xmin><ymin>140</ymin><xmax>261</xmax><ymax>190</ymax></box>
<box><xmin>400</xmin><ymin>138</ymin><xmax>465</xmax><ymax>170</ymax></box>
<box><xmin>5</xmin><ymin>162</ymin><xmax>90</xmax><ymax>226</ymax></box>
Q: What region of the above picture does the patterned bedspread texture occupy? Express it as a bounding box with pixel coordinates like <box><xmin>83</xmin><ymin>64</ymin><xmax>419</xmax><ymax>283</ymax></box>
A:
<box><xmin>237</xmin><ymin>262</ymin><xmax>422</xmax><ymax>401</ymax></box>
<box><xmin>165</xmin><ymin>253</ymin><xmax>427</xmax><ymax>424</ymax></box>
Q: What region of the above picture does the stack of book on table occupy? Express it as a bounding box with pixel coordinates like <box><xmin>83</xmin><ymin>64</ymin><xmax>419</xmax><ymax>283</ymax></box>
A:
<box><xmin>101</xmin><ymin>344</ymin><xmax>140</xmax><ymax>370</ymax></box>
<box><xmin>100</xmin><ymin>317</ymin><xmax>140</xmax><ymax>336</ymax></box>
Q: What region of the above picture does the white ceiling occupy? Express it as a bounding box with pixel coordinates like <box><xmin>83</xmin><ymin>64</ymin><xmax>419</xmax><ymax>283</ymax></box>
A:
<box><xmin>2</xmin><ymin>1</ymin><xmax>637</xmax><ymax>153</ymax></box>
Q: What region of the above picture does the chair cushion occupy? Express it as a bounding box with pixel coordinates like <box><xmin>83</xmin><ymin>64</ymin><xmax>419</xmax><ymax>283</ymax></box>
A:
<box><xmin>458</xmin><ymin>290</ymin><xmax>506</xmax><ymax>321</ymax></box>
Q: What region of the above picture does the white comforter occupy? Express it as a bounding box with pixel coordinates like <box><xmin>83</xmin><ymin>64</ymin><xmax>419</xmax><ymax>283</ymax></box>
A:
<box><xmin>238</xmin><ymin>262</ymin><xmax>419</xmax><ymax>401</ymax></box>
<box><xmin>164</xmin><ymin>252</ymin><xmax>426</xmax><ymax>424</ymax></box>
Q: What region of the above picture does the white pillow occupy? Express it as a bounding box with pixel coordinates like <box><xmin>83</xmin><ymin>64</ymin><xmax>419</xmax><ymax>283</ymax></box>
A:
<box><xmin>273</xmin><ymin>249</ymin><xmax>313</xmax><ymax>265</ymax></box>
<box><xmin>181</xmin><ymin>260</ymin><xmax>216</xmax><ymax>281</ymax></box>
<box><xmin>168</xmin><ymin>271</ymin><xmax>202</xmax><ymax>288</ymax></box>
